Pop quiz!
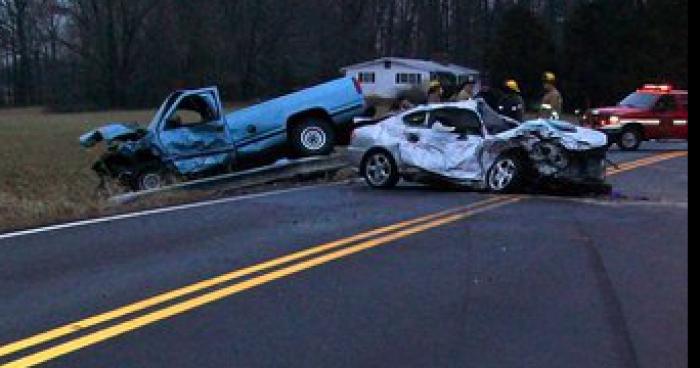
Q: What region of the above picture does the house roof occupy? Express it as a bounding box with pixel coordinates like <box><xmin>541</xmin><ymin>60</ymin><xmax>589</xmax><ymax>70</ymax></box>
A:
<box><xmin>341</xmin><ymin>57</ymin><xmax>479</xmax><ymax>75</ymax></box>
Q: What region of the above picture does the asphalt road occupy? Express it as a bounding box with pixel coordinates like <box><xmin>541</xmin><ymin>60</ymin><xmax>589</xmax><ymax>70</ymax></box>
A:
<box><xmin>0</xmin><ymin>142</ymin><xmax>688</xmax><ymax>368</ymax></box>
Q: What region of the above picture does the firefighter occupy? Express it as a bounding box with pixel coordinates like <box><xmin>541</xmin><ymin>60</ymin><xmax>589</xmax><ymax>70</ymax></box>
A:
<box><xmin>499</xmin><ymin>79</ymin><xmax>525</xmax><ymax>122</ymax></box>
<box><xmin>542</xmin><ymin>71</ymin><xmax>563</xmax><ymax>115</ymax></box>
<box><xmin>453</xmin><ymin>75</ymin><xmax>478</xmax><ymax>101</ymax></box>
<box><xmin>427</xmin><ymin>80</ymin><xmax>444</xmax><ymax>104</ymax></box>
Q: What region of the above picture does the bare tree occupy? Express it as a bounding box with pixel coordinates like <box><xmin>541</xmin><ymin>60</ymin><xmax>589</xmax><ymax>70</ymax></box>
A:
<box><xmin>0</xmin><ymin>0</ymin><xmax>35</xmax><ymax>105</ymax></box>
<box><xmin>57</xmin><ymin>0</ymin><xmax>161</xmax><ymax>107</ymax></box>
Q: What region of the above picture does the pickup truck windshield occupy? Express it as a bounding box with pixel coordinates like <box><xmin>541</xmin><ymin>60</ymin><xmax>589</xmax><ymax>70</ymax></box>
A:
<box><xmin>148</xmin><ymin>92</ymin><xmax>183</xmax><ymax>131</ymax></box>
<box><xmin>619</xmin><ymin>92</ymin><xmax>658</xmax><ymax>109</ymax></box>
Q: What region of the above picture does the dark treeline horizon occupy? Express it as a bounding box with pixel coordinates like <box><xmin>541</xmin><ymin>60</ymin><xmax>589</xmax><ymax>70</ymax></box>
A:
<box><xmin>0</xmin><ymin>0</ymin><xmax>688</xmax><ymax>112</ymax></box>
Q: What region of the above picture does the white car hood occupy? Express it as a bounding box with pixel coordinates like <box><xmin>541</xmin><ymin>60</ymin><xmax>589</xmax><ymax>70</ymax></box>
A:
<box><xmin>496</xmin><ymin>119</ymin><xmax>608</xmax><ymax>151</ymax></box>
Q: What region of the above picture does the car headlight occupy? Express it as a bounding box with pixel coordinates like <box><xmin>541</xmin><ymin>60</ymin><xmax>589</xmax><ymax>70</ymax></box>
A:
<box><xmin>609</xmin><ymin>116</ymin><xmax>620</xmax><ymax>125</ymax></box>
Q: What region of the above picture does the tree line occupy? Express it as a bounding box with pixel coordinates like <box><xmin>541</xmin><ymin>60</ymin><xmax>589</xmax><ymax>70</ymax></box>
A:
<box><xmin>0</xmin><ymin>0</ymin><xmax>688</xmax><ymax>112</ymax></box>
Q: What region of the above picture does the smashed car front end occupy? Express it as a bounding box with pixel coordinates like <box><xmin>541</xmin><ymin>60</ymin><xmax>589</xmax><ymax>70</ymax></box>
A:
<box><xmin>529</xmin><ymin>142</ymin><xmax>608</xmax><ymax>184</ymax></box>
<box><xmin>493</xmin><ymin>119</ymin><xmax>609</xmax><ymax>185</ymax></box>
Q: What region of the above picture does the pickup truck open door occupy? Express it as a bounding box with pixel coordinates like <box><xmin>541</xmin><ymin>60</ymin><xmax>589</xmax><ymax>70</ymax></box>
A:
<box><xmin>155</xmin><ymin>87</ymin><xmax>236</xmax><ymax>174</ymax></box>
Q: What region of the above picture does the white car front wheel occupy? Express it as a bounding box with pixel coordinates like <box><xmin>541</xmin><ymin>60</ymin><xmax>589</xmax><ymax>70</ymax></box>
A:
<box><xmin>487</xmin><ymin>155</ymin><xmax>523</xmax><ymax>193</ymax></box>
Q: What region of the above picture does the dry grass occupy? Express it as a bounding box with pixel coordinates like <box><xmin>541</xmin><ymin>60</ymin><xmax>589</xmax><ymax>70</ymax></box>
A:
<box><xmin>0</xmin><ymin>105</ymin><xmax>346</xmax><ymax>233</ymax></box>
<box><xmin>0</xmin><ymin>107</ymin><xmax>156</xmax><ymax>232</ymax></box>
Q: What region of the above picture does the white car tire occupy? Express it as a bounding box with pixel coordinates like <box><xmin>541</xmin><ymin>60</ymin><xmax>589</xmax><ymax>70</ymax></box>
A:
<box><xmin>362</xmin><ymin>151</ymin><xmax>400</xmax><ymax>189</ymax></box>
<box><xmin>487</xmin><ymin>154</ymin><xmax>524</xmax><ymax>193</ymax></box>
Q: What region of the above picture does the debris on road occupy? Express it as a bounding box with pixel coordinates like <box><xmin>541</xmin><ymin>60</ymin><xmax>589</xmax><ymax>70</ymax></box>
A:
<box><xmin>609</xmin><ymin>190</ymin><xmax>652</xmax><ymax>202</ymax></box>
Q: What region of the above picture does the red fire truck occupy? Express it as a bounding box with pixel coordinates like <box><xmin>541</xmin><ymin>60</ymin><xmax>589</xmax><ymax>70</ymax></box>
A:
<box><xmin>582</xmin><ymin>85</ymin><xmax>688</xmax><ymax>151</ymax></box>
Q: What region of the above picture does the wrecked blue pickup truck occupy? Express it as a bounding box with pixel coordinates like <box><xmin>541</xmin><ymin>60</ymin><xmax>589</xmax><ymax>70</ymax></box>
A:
<box><xmin>80</xmin><ymin>77</ymin><xmax>366</xmax><ymax>192</ymax></box>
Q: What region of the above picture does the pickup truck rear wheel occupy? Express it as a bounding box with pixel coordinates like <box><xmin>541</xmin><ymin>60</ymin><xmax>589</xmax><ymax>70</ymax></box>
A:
<box><xmin>291</xmin><ymin>119</ymin><xmax>335</xmax><ymax>157</ymax></box>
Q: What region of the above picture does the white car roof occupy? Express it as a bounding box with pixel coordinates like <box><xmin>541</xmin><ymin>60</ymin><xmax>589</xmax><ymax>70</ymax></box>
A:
<box><xmin>406</xmin><ymin>100</ymin><xmax>479</xmax><ymax>114</ymax></box>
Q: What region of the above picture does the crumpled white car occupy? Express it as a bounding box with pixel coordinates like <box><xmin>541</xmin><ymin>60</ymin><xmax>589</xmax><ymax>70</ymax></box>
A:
<box><xmin>349</xmin><ymin>99</ymin><xmax>609</xmax><ymax>193</ymax></box>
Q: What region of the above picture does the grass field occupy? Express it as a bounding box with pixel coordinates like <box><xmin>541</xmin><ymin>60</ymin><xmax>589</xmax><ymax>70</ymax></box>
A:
<box><xmin>0</xmin><ymin>104</ymin><xmax>347</xmax><ymax>233</ymax></box>
<box><xmin>0</xmin><ymin>107</ymin><xmax>156</xmax><ymax>231</ymax></box>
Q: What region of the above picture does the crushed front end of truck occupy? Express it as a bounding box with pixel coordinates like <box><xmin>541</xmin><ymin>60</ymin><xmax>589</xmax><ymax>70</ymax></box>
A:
<box><xmin>80</xmin><ymin>123</ymin><xmax>174</xmax><ymax>194</ymax></box>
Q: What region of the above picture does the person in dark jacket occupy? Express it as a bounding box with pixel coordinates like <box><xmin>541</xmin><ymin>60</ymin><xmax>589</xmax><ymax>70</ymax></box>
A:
<box><xmin>499</xmin><ymin>79</ymin><xmax>526</xmax><ymax>122</ymax></box>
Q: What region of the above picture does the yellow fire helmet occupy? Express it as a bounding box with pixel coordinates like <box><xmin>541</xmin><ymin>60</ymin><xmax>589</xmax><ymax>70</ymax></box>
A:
<box><xmin>505</xmin><ymin>79</ymin><xmax>521</xmax><ymax>93</ymax></box>
<box><xmin>429</xmin><ymin>80</ymin><xmax>442</xmax><ymax>90</ymax></box>
<box><xmin>543</xmin><ymin>71</ymin><xmax>557</xmax><ymax>84</ymax></box>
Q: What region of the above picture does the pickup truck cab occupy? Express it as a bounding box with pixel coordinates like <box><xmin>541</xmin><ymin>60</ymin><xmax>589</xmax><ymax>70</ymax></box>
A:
<box><xmin>582</xmin><ymin>85</ymin><xmax>688</xmax><ymax>151</ymax></box>
<box><xmin>81</xmin><ymin>77</ymin><xmax>366</xmax><ymax>191</ymax></box>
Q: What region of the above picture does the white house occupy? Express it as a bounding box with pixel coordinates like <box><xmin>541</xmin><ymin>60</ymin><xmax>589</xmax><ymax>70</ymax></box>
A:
<box><xmin>341</xmin><ymin>57</ymin><xmax>480</xmax><ymax>99</ymax></box>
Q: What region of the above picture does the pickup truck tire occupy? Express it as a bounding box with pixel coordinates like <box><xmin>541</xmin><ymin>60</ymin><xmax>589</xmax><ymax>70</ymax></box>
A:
<box><xmin>135</xmin><ymin>167</ymin><xmax>172</xmax><ymax>192</ymax></box>
<box><xmin>618</xmin><ymin>127</ymin><xmax>642</xmax><ymax>151</ymax></box>
<box><xmin>291</xmin><ymin>119</ymin><xmax>335</xmax><ymax>157</ymax></box>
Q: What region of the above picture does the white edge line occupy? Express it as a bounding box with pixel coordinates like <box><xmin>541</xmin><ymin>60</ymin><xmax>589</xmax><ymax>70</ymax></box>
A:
<box><xmin>3</xmin><ymin>150</ymin><xmax>687</xmax><ymax>241</ymax></box>
<box><xmin>0</xmin><ymin>182</ymin><xmax>348</xmax><ymax>241</ymax></box>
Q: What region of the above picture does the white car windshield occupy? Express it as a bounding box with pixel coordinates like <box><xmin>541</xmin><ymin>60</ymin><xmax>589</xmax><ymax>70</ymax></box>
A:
<box><xmin>477</xmin><ymin>99</ymin><xmax>519</xmax><ymax>134</ymax></box>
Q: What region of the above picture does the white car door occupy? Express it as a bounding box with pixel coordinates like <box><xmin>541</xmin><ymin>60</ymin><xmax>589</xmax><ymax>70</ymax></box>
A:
<box><xmin>399</xmin><ymin>107</ymin><xmax>486</xmax><ymax>180</ymax></box>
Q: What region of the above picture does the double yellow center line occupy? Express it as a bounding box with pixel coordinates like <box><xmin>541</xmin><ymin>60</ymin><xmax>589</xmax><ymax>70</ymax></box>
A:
<box><xmin>0</xmin><ymin>151</ymin><xmax>687</xmax><ymax>367</ymax></box>
<box><xmin>606</xmin><ymin>151</ymin><xmax>687</xmax><ymax>176</ymax></box>
<box><xmin>1</xmin><ymin>196</ymin><xmax>521</xmax><ymax>367</ymax></box>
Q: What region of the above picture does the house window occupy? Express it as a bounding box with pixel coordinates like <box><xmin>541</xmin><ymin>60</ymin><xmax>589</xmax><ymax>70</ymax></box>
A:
<box><xmin>396</xmin><ymin>73</ymin><xmax>422</xmax><ymax>85</ymax></box>
<box><xmin>358</xmin><ymin>72</ymin><xmax>376</xmax><ymax>84</ymax></box>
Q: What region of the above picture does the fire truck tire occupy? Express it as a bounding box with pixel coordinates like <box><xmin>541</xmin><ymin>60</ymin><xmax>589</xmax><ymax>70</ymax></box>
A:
<box><xmin>618</xmin><ymin>127</ymin><xmax>642</xmax><ymax>151</ymax></box>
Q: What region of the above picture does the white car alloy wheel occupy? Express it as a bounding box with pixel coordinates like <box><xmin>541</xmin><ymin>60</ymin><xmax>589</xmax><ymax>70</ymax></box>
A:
<box><xmin>488</xmin><ymin>158</ymin><xmax>518</xmax><ymax>192</ymax></box>
<box><xmin>366</xmin><ymin>153</ymin><xmax>392</xmax><ymax>186</ymax></box>
<box><xmin>300</xmin><ymin>126</ymin><xmax>328</xmax><ymax>151</ymax></box>
<box><xmin>363</xmin><ymin>151</ymin><xmax>400</xmax><ymax>189</ymax></box>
